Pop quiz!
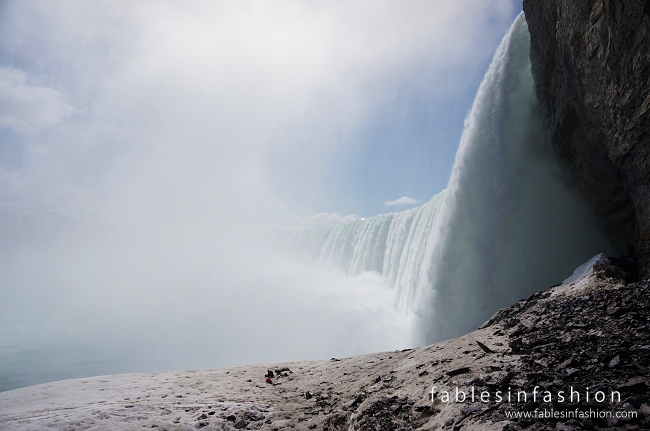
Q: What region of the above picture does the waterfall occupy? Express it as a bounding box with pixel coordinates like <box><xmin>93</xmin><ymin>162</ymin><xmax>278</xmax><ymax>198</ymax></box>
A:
<box><xmin>293</xmin><ymin>192</ymin><xmax>444</xmax><ymax>311</ymax></box>
<box><xmin>296</xmin><ymin>13</ymin><xmax>615</xmax><ymax>344</ymax></box>
<box><xmin>415</xmin><ymin>12</ymin><xmax>614</xmax><ymax>342</ymax></box>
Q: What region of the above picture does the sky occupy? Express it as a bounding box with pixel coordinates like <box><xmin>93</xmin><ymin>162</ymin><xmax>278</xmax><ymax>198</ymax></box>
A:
<box><xmin>0</xmin><ymin>1</ymin><xmax>523</xmax><ymax>386</ymax></box>
<box><xmin>0</xmin><ymin>0</ymin><xmax>521</xmax><ymax>221</ymax></box>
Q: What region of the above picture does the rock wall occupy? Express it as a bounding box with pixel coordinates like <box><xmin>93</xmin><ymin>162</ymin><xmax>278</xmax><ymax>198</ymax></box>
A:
<box><xmin>523</xmin><ymin>0</ymin><xmax>650</xmax><ymax>274</ymax></box>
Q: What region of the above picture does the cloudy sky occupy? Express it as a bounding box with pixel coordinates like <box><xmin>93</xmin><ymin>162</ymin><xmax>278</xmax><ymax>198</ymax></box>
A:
<box><xmin>0</xmin><ymin>0</ymin><xmax>520</xmax><ymax>221</ymax></box>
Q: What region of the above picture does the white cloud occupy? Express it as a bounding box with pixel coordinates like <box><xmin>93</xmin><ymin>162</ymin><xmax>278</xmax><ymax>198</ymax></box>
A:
<box><xmin>384</xmin><ymin>196</ymin><xmax>420</xmax><ymax>206</ymax></box>
<box><xmin>301</xmin><ymin>212</ymin><xmax>358</xmax><ymax>226</ymax></box>
<box><xmin>0</xmin><ymin>67</ymin><xmax>73</xmax><ymax>135</ymax></box>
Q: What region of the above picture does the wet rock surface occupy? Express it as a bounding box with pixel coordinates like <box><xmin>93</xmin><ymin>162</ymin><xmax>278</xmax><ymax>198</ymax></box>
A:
<box><xmin>523</xmin><ymin>0</ymin><xmax>650</xmax><ymax>272</ymax></box>
<box><xmin>1</xmin><ymin>260</ymin><xmax>648</xmax><ymax>430</ymax></box>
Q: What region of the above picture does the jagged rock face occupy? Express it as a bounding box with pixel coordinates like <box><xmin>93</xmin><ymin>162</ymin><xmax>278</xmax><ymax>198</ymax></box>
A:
<box><xmin>523</xmin><ymin>0</ymin><xmax>650</xmax><ymax>273</ymax></box>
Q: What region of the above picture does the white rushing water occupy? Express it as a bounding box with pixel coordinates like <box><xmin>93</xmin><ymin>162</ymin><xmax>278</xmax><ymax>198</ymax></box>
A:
<box><xmin>292</xmin><ymin>192</ymin><xmax>444</xmax><ymax>312</ymax></box>
<box><xmin>295</xmin><ymin>13</ymin><xmax>615</xmax><ymax>344</ymax></box>
<box><xmin>415</xmin><ymin>13</ymin><xmax>614</xmax><ymax>342</ymax></box>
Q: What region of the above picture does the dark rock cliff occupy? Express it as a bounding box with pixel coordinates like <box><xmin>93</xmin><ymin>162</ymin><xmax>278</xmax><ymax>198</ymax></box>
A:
<box><xmin>523</xmin><ymin>0</ymin><xmax>650</xmax><ymax>274</ymax></box>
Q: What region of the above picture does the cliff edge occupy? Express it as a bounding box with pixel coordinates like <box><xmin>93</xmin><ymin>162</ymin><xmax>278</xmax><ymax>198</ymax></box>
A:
<box><xmin>523</xmin><ymin>0</ymin><xmax>650</xmax><ymax>273</ymax></box>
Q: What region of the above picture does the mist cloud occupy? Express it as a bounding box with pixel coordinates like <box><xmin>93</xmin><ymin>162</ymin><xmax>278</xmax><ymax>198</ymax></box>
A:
<box><xmin>300</xmin><ymin>212</ymin><xmax>358</xmax><ymax>226</ymax></box>
<box><xmin>0</xmin><ymin>0</ymin><xmax>518</xmax><ymax>383</ymax></box>
<box><xmin>0</xmin><ymin>68</ymin><xmax>73</xmax><ymax>135</ymax></box>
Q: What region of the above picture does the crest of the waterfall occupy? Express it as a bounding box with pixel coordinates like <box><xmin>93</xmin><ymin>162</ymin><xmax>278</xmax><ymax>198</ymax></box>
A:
<box><xmin>293</xmin><ymin>192</ymin><xmax>444</xmax><ymax>311</ymax></box>
<box><xmin>414</xmin><ymin>13</ymin><xmax>614</xmax><ymax>343</ymax></box>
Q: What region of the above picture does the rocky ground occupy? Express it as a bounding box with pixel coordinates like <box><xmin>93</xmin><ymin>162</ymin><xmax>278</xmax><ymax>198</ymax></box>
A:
<box><xmin>1</xmin><ymin>257</ymin><xmax>649</xmax><ymax>431</ymax></box>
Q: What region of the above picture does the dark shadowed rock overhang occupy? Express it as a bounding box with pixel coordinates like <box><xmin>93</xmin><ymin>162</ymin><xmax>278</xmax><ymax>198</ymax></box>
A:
<box><xmin>523</xmin><ymin>0</ymin><xmax>650</xmax><ymax>273</ymax></box>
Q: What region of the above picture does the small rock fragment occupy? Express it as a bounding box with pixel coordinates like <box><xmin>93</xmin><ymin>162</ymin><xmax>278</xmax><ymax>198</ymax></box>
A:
<box><xmin>565</xmin><ymin>368</ymin><xmax>579</xmax><ymax>376</ymax></box>
<box><xmin>498</xmin><ymin>371</ymin><xmax>515</xmax><ymax>387</ymax></box>
<box><xmin>476</xmin><ymin>340</ymin><xmax>494</xmax><ymax>353</ymax></box>
<box><xmin>623</xmin><ymin>402</ymin><xmax>636</xmax><ymax>413</ymax></box>
<box><xmin>446</xmin><ymin>367</ymin><xmax>470</xmax><ymax>377</ymax></box>
<box><xmin>639</xmin><ymin>403</ymin><xmax>650</xmax><ymax>416</ymax></box>
<box><xmin>349</xmin><ymin>393</ymin><xmax>365</xmax><ymax>409</ymax></box>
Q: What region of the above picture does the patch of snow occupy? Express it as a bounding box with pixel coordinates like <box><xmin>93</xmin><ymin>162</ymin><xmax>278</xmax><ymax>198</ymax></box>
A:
<box><xmin>562</xmin><ymin>253</ymin><xmax>607</xmax><ymax>285</ymax></box>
